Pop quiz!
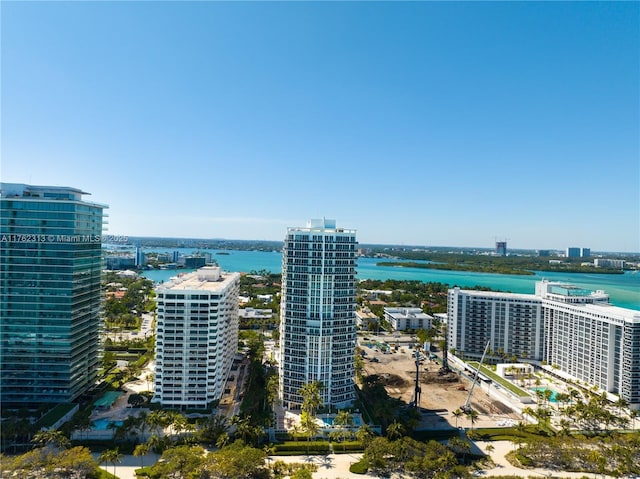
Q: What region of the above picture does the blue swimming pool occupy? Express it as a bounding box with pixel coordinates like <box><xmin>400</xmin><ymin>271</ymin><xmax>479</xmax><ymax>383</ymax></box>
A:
<box><xmin>531</xmin><ymin>387</ymin><xmax>559</xmax><ymax>403</ymax></box>
<box><xmin>92</xmin><ymin>418</ymin><xmax>123</xmax><ymax>430</ymax></box>
<box><xmin>320</xmin><ymin>414</ymin><xmax>363</xmax><ymax>427</ymax></box>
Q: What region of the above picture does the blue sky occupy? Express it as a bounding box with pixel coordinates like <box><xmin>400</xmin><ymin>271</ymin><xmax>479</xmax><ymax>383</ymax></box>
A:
<box><xmin>2</xmin><ymin>1</ymin><xmax>638</xmax><ymax>252</ymax></box>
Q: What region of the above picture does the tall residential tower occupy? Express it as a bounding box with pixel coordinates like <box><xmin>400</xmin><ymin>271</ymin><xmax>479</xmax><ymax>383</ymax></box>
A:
<box><xmin>279</xmin><ymin>219</ymin><xmax>357</xmax><ymax>410</ymax></box>
<box><xmin>153</xmin><ymin>266</ymin><xmax>240</xmax><ymax>409</ymax></box>
<box><xmin>448</xmin><ymin>281</ymin><xmax>640</xmax><ymax>409</ymax></box>
<box><xmin>0</xmin><ymin>183</ymin><xmax>106</xmax><ymax>405</ymax></box>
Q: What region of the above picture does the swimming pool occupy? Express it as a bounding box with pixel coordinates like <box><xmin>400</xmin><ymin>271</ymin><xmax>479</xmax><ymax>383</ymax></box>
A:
<box><xmin>320</xmin><ymin>414</ymin><xmax>363</xmax><ymax>427</ymax></box>
<box><xmin>92</xmin><ymin>418</ymin><xmax>124</xmax><ymax>430</ymax></box>
<box><xmin>531</xmin><ymin>387</ymin><xmax>559</xmax><ymax>403</ymax></box>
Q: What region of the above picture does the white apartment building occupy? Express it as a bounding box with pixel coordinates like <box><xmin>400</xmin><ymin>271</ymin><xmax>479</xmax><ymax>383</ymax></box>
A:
<box><xmin>448</xmin><ymin>288</ymin><xmax>544</xmax><ymax>362</ymax></box>
<box><xmin>537</xmin><ymin>281</ymin><xmax>640</xmax><ymax>408</ymax></box>
<box><xmin>594</xmin><ymin>258</ymin><xmax>626</xmax><ymax>269</ymax></box>
<box><xmin>153</xmin><ymin>266</ymin><xmax>240</xmax><ymax>409</ymax></box>
<box><xmin>384</xmin><ymin>307</ymin><xmax>433</xmax><ymax>331</ymax></box>
<box><xmin>279</xmin><ymin>219</ymin><xmax>357</xmax><ymax>410</ymax></box>
<box><xmin>448</xmin><ymin>281</ymin><xmax>640</xmax><ymax>409</ymax></box>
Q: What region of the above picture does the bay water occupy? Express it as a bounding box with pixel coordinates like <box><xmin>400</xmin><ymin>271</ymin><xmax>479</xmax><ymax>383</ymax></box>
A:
<box><xmin>139</xmin><ymin>248</ymin><xmax>640</xmax><ymax>311</ymax></box>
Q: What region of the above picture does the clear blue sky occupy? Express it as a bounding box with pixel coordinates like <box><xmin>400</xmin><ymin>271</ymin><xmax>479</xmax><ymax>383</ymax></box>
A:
<box><xmin>2</xmin><ymin>1</ymin><xmax>638</xmax><ymax>252</ymax></box>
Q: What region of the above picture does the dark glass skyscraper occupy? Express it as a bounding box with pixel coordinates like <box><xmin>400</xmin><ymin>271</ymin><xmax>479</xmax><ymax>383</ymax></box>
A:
<box><xmin>0</xmin><ymin>183</ymin><xmax>106</xmax><ymax>405</ymax></box>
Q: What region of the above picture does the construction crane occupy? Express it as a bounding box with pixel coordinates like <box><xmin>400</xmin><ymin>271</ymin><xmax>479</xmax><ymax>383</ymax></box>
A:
<box><xmin>412</xmin><ymin>348</ymin><xmax>421</xmax><ymax>409</ymax></box>
<box><xmin>461</xmin><ymin>340</ymin><xmax>490</xmax><ymax>413</ymax></box>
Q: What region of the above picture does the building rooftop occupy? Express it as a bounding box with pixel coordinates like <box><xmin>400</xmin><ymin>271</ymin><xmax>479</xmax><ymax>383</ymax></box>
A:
<box><xmin>157</xmin><ymin>266</ymin><xmax>239</xmax><ymax>292</ymax></box>
<box><xmin>1</xmin><ymin>182</ymin><xmax>90</xmax><ymax>198</ymax></box>
<box><xmin>288</xmin><ymin>218</ymin><xmax>356</xmax><ymax>234</ymax></box>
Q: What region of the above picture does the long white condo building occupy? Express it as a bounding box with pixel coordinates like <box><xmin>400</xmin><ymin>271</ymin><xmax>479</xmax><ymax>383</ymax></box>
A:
<box><xmin>279</xmin><ymin>219</ymin><xmax>358</xmax><ymax>410</ymax></box>
<box><xmin>448</xmin><ymin>280</ymin><xmax>640</xmax><ymax>409</ymax></box>
<box><xmin>153</xmin><ymin>266</ymin><xmax>240</xmax><ymax>409</ymax></box>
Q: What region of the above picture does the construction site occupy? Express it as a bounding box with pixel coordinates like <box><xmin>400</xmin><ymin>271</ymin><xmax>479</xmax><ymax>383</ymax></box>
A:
<box><xmin>359</xmin><ymin>337</ymin><xmax>521</xmax><ymax>430</ymax></box>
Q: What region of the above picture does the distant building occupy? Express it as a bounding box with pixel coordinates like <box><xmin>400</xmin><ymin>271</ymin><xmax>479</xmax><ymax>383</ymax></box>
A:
<box><xmin>153</xmin><ymin>266</ymin><xmax>240</xmax><ymax>409</ymax></box>
<box><xmin>238</xmin><ymin>308</ymin><xmax>273</xmax><ymax>320</ymax></box>
<box><xmin>495</xmin><ymin>241</ymin><xmax>507</xmax><ymax>256</ymax></box>
<box><xmin>156</xmin><ymin>253</ymin><xmax>172</xmax><ymax>262</ymax></box>
<box><xmin>279</xmin><ymin>219</ymin><xmax>358</xmax><ymax>410</ymax></box>
<box><xmin>566</xmin><ymin>247</ymin><xmax>590</xmax><ymax>258</ymax></box>
<box><xmin>448</xmin><ymin>281</ymin><xmax>640</xmax><ymax>409</ymax></box>
<box><xmin>566</xmin><ymin>247</ymin><xmax>581</xmax><ymax>258</ymax></box>
<box><xmin>384</xmin><ymin>307</ymin><xmax>433</xmax><ymax>331</ymax></box>
<box><xmin>356</xmin><ymin>309</ymin><xmax>379</xmax><ymax>329</ymax></box>
<box><xmin>105</xmin><ymin>255</ymin><xmax>136</xmax><ymax>270</ymax></box>
<box><xmin>135</xmin><ymin>247</ymin><xmax>146</xmax><ymax>267</ymax></box>
<box><xmin>594</xmin><ymin>258</ymin><xmax>625</xmax><ymax>269</ymax></box>
<box><xmin>537</xmin><ymin>250</ymin><xmax>550</xmax><ymax>257</ymax></box>
<box><xmin>0</xmin><ymin>183</ymin><xmax>106</xmax><ymax>405</ymax></box>
<box><xmin>184</xmin><ymin>255</ymin><xmax>206</xmax><ymax>269</ymax></box>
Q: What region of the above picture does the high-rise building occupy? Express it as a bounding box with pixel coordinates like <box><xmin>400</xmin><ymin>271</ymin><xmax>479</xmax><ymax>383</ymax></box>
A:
<box><xmin>448</xmin><ymin>288</ymin><xmax>544</xmax><ymax>362</ymax></box>
<box><xmin>0</xmin><ymin>183</ymin><xmax>106</xmax><ymax>405</ymax></box>
<box><xmin>135</xmin><ymin>246</ymin><xmax>146</xmax><ymax>268</ymax></box>
<box><xmin>153</xmin><ymin>266</ymin><xmax>240</xmax><ymax>409</ymax></box>
<box><xmin>495</xmin><ymin>241</ymin><xmax>507</xmax><ymax>256</ymax></box>
<box><xmin>448</xmin><ymin>281</ymin><xmax>640</xmax><ymax>409</ymax></box>
<box><xmin>278</xmin><ymin>219</ymin><xmax>357</xmax><ymax>410</ymax></box>
<box><xmin>566</xmin><ymin>247</ymin><xmax>581</xmax><ymax>258</ymax></box>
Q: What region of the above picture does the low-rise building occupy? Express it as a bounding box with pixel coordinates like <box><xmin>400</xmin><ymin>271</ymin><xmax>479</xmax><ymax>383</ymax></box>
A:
<box><xmin>384</xmin><ymin>307</ymin><xmax>433</xmax><ymax>331</ymax></box>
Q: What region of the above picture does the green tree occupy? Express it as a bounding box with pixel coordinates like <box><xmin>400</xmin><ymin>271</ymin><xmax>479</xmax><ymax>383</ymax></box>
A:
<box><xmin>133</xmin><ymin>442</ymin><xmax>151</xmax><ymax>469</ymax></box>
<box><xmin>300</xmin><ymin>411</ymin><xmax>320</xmax><ymax>451</ymax></box>
<box><xmin>151</xmin><ymin>444</ymin><xmax>205</xmax><ymax>478</ymax></box>
<box><xmin>203</xmin><ymin>440</ymin><xmax>269</xmax><ymax>479</ymax></box>
<box><xmin>452</xmin><ymin>408</ymin><xmax>463</xmax><ymax>428</ymax></box>
<box><xmin>31</xmin><ymin>429</ymin><xmax>70</xmax><ymax>450</ymax></box>
<box><xmin>98</xmin><ymin>447</ymin><xmax>123</xmax><ymax>478</ymax></box>
<box><xmin>299</xmin><ymin>381</ymin><xmax>324</xmax><ymax>417</ymax></box>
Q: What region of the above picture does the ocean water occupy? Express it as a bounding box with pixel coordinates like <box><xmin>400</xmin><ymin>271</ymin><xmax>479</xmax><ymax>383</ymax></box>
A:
<box><xmin>137</xmin><ymin>249</ymin><xmax>640</xmax><ymax>311</ymax></box>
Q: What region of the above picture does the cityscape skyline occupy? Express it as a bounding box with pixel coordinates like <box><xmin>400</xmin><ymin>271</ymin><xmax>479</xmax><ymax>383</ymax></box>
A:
<box><xmin>2</xmin><ymin>2</ymin><xmax>638</xmax><ymax>252</ymax></box>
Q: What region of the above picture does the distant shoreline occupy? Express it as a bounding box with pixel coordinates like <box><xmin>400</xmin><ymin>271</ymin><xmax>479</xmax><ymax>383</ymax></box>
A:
<box><xmin>376</xmin><ymin>261</ymin><xmax>624</xmax><ymax>275</ymax></box>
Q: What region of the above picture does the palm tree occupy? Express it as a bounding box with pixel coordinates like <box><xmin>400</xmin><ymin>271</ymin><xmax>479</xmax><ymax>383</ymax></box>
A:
<box><xmin>215</xmin><ymin>432</ymin><xmax>230</xmax><ymax>449</ymax></box>
<box><xmin>299</xmin><ymin>381</ymin><xmax>324</xmax><ymax>418</ymax></box>
<box><xmin>484</xmin><ymin>443</ymin><xmax>495</xmax><ymax>456</ymax></box>
<box><xmin>98</xmin><ymin>447</ymin><xmax>123</xmax><ymax>478</ymax></box>
<box><xmin>465</xmin><ymin>409</ymin><xmax>479</xmax><ymax>431</ymax></box>
<box><xmin>630</xmin><ymin>409</ymin><xmax>639</xmax><ymax>429</ymax></box>
<box><xmin>615</xmin><ymin>397</ymin><xmax>629</xmax><ymax>414</ymax></box>
<box><xmin>300</xmin><ymin>411</ymin><xmax>319</xmax><ymax>453</ymax></box>
<box><xmin>386</xmin><ymin>420</ymin><xmax>405</xmax><ymax>440</ymax></box>
<box><xmin>32</xmin><ymin>429</ymin><xmax>70</xmax><ymax>450</ymax></box>
<box><xmin>333</xmin><ymin>410</ymin><xmax>355</xmax><ymax>441</ymax></box>
<box><xmin>452</xmin><ymin>409</ymin><xmax>463</xmax><ymax>428</ymax></box>
<box><xmin>133</xmin><ymin>442</ymin><xmax>150</xmax><ymax>468</ymax></box>
<box><xmin>356</xmin><ymin>424</ymin><xmax>375</xmax><ymax>447</ymax></box>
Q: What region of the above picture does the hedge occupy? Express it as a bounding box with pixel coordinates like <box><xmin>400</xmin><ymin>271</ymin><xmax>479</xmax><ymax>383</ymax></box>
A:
<box><xmin>274</xmin><ymin>441</ymin><xmax>331</xmax><ymax>454</ymax></box>
<box><xmin>349</xmin><ymin>459</ymin><xmax>369</xmax><ymax>474</ymax></box>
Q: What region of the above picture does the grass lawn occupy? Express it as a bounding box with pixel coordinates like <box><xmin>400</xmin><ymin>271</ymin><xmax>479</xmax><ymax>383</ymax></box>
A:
<box><xmin>468</xmin><ymin>362</ymin><xmax>530</xmax><ymax>398</ymax></box>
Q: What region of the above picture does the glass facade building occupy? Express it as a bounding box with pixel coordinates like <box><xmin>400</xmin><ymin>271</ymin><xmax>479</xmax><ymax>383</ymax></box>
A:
<box><xmin>278</xmin><ymin>219</ymin><xmax>357</xmax><ymax>410</ymax></box>
<box><xmin>0</xmin><ymin>183</ymin><xmax>106</xmax><ymax>405</ymax></box>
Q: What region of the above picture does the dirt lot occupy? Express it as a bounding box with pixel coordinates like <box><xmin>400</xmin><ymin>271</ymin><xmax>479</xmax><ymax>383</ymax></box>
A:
<box><xmin>360</xmin><ymin>341</ymin><xmax>520</xmax><ymax>430</ymax></box>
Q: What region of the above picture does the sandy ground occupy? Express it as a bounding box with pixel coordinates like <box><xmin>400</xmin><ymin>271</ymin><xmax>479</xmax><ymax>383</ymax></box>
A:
<box><xmin>360</xmin><ymin>340</ymin><xmax>520</xmax><ymax>430</ymax></box>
